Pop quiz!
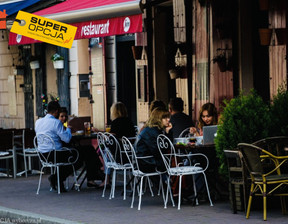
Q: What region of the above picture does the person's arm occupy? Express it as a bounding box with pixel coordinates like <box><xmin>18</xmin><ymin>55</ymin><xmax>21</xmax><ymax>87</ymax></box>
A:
<box><xmin>56</xmin><ymin>122</ymin><xmax>72</xmax><ymax>143</ymax></box>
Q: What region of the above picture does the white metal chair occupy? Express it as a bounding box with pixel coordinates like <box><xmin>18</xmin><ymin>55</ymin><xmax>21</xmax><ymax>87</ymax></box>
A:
<box><xmin>178</xmin><ymin>127</ymin><xmax>191</xmax><ymax>138</ymax></box>
<box><xmin>16</xmin><ymin>129</ymin><xmax>39</xmax><ymax>177</ymax></box>
<box><xmin>33</xmin><ymin>133</ymin><xmax>79</xmax><ymax>194</ymax></box>
<box><xmin>157</xmin><ymin>134</ymin><xmax>213</xmax><ymax>210</ymax></box>
<box><xmin>121</xmin><ymin>136</ymin><xmax>166</xmax><ymax>210</ymax></box>
<box><xmin>0</xmin><ymin>130</ymin><xmax>16</xmax><ymax>178</ymax></box>
<box><xmin>101</xmin><ymin>132</ymin><xmax>132</xmax><ymax>200</ymax></box>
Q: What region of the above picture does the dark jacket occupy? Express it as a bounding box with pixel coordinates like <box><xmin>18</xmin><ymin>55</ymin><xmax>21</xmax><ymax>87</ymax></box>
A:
<box><xmin>110</xmin><ymin>117</ymin><xmax>136</xmax><ymax>138</ymax></box>
<box><xmin>170</xmin><ymin>112</ymin><xmax>194</xmax><ymax>138</ymax></box>
<box><xmin>135</xmin><ymin>127</ymin><xmax>167</xmax><ymax>172</ymax></box>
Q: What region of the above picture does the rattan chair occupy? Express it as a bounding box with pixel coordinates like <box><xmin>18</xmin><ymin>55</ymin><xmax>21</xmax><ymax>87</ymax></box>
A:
<box><xmin>157</xmin><ymin>134</ymin><xmax>213</xmax><ymax>210</ymax></box>
<box><xmin>34</xmin><ymin>134</ymin><xmax>79</xmax><ymax>194</ymax></box>
<box><xmin>238</xmin><ymin>143</ymin><xmax>288</xmax><ymax>220</ymax></box>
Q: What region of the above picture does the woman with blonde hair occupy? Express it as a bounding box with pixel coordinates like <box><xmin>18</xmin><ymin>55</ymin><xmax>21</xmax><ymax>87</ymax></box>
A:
<box><xmin>135</xmin><ymin>107</ymin><xmax>172</xmax><ymax>173</ymax></box>
<box><xmin>110</xmin><ymin>102</ymin><xmax>136</xmax><ymax>138</ymax></box>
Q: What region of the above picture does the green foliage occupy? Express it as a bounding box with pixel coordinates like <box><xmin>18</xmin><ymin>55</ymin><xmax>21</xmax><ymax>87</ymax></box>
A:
<box><xmin>269</xmin><ymin>84</ymin><xmax>288</xmax><ymax>136</ymax></box>
<box><xmin>51</xmin><ymin>53</ymin><xmax>64</xmax><ymax>61</ymax></box>
<box><xmin>215</xmin><ymin>89</ymin><xmax>271</xmax><ymax>177</ymax></box>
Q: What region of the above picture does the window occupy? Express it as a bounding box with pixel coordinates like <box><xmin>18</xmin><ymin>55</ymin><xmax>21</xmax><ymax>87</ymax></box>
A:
<box><xmin>79</xmin><ymin>74</ymin><xmax>90</xmax><ymax>97</ymax></box>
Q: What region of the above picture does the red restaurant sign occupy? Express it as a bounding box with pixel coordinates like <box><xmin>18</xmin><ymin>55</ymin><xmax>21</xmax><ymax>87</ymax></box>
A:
<box><xmin>9</xmin><ymin>14</ymin><xmax>142</xmax><ymax>45</ymax></box>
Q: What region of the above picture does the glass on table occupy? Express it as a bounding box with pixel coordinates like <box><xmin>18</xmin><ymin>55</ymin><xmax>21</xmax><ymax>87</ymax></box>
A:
<box><xmin>84</xmin><ymin>122</ymin><xmax>91</xmax><ymax>135</ymax></box>
<box><xmin>105</xmin><ymin>125</ymin><xmax>111</xmax><ymax>132</ymax></box>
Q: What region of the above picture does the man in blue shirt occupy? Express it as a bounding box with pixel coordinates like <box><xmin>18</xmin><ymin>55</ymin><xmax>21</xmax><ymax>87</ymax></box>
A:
<box><xmin>35</xmin><ymin>101</ymin><xmax>81</xmax><ymax>192</ymax></box>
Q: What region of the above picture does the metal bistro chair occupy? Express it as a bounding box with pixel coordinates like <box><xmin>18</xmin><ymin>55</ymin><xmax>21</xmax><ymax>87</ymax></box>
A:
<box><xmin>238</xmin><ymin>143</ymin><xmax>288</xmax><ymax>221</ymax></box>
<box><xmin>178</xmin><ymin>127</ymin><xmax>191</xmax><ymax>138</ymax></box>
<box><xmin>0</xmin><ymin>130</ymin><xmax>16</xmax><ymax>178</ymax></box>
<box><xmin>157</xmin><ymin>134</ymin><xmax>213</xmax><ymax>210</ymax></box>
<box><xmin>34</xmin><ymin>134</ymin><xmax>79</xmax><ymax>194</ymax></box>
<box><xmin>121</xmin><ymin>136</ymin><xmax>166</xmax><ymax>210</ymax></box>
<box><xmin>16</xmin><ymin>129</ymin><xmax>39</xmax><ymax>177</ymax></box>
<box><xmin>102</xmin><ymin>132</ymin><xmax>132</xmax><ymax>200</ymax></box>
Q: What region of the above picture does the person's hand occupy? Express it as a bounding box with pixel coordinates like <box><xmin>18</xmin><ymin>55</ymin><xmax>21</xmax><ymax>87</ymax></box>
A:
<box><xmin>189</xmin><ymin>127</ymin><xmax>198</xmax><ymax>136</ymax></box>
<box><xmin>165</xmin><ymin>122</ymin><xmax>173</xmax><ymax>133</ymax></box>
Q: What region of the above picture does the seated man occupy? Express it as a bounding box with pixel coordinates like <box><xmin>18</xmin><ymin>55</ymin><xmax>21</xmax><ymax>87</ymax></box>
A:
<box><xmin>35</xmin><ymin>101</ymin><xmax>101</xmax><ymax>192</ymax></box>
<box><xmin>168</xmin><ymin>97</ymin><xmax>194</xmax><ymax>139</ymax></box>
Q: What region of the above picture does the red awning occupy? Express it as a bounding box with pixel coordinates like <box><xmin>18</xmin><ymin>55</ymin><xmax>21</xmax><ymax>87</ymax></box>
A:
<box><xmin>36</xmin><ymin>0</ymin><xmax>142</xmax><ymax>23</ymax></box>
<box><xmin>9</xmin><ymin>0</ymin><xmax>143</xmax><ymax>45</ymax></box>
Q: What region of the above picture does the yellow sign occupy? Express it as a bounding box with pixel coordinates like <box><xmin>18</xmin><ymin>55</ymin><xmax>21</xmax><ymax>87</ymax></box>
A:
<box><xmin>11</xmin><ymin>11</ymin><xmax>77</xmax><ymax>49</ymax></box>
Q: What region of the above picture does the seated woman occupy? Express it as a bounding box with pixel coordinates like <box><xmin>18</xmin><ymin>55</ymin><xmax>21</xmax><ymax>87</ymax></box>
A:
<box><xmin>99</xmin><ymin>102</ymin><xmax>136</xmax><ymax>187</ymax></box>
<box><xmin>190</xmin><ymin>102</ymin><xmax>218</xmax><ymax>136</ymax></box>
<box><xmin>135</xmin><ymin>107</ymin><xmax>172</xmax><ymax>173</ymax></box>
<box><xmin>58</xmin><ymin>107</ymin><xmax>102</xmax><ymax>188</ymax></box>
<box><xmin>110</xmin><ymin>102</ymin><xmax>136</xmax><ymax>138</ymax></box>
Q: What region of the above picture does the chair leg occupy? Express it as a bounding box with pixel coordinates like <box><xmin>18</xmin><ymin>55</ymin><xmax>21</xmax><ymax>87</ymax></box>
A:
<box><xmin>57</xmin><ymin>166</ymin><xmax>61</xmax><ymax>194</ymax></box>
<box><xmin>138</xmin><ymin>176</ymin><xmax>144</xmax><ymax>210</ymax></box>
<box><xmin>102</xmin><ymin>169</ymin><xmax>108</xmax><ymax>197</ymax></box>
<box><xmin>23</xmin><ymin>155</ymin><xmax>28</xmax><ymax>178</ymax></box>
<box><xmin>202</xmin><ymin>172</ymin><xmax>213</xmax><ymax>206</ymax></box>
<box><xmin>230</xmin><ymin>183</ymin><xmax>237</xmax><ymax>214</ymax></box>
<box><xmin>12</xmin><ymin>149</ymin><xmax>17</xmax><ymax>179</ymax></box>
<box><xmin>263</xmin><ymin>183</ymin><xmax>267</xmax><ymax>221</ymax></box>
<box><xmin>109</xmin><ymin>169</ymin><xmax>116</xmax><ymax>199</ymax></box>
<box><xmin>36</xmin><ymin>167</ymin><xmax>45</xmax><ymax>194</ymax></box>
<box><xmin>178</xmin><ymin>175</ymin><xmax>183</xmax><ymax>210</ymax></box>
<box><xmin>131</xmin><ymin>177</ymin><xmax>136</xmax><ymax>208</ymax></box>
<box><xmin>123</xmin><ymin>169</ymin><xmax>127</xmax><ymax>200</ymax></box>
<box><xmin>246</xmin><ymin>183</ymin><xmax>254</xmax><ymax>219</ymax></box>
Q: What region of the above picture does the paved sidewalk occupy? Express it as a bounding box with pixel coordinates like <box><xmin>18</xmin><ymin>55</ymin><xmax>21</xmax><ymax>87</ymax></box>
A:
<box><xmin>0</xmin><ymin>175</ymin><xmax>287</xmax><ymax>224</ymax></box>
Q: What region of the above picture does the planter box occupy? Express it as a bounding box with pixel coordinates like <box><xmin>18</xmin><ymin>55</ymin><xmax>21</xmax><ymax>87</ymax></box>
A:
<box><xmin>53</xmin><ymin>60</ymin><xmax>64</xmax><ymax>69</ymax></box>
<box><xmin>258</xmin><ymin>28</ymin><xmax>272</xmax><ymax>46</ymax></box>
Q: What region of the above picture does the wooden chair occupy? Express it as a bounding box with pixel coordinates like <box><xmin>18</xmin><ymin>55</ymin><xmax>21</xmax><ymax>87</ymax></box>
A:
<box><xmin>238</xmin><ymin>143</ymin><xmax>288</xmax><ymax>220</ymax></box>
<box><xmin>224</xmin><ymin>150</ymin><xmax>248</xmax><ymax>213</ymax></box>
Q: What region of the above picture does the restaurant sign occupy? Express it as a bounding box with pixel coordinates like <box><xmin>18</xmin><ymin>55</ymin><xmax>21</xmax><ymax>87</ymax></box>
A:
<box><xmin>9</xmin><ymin>14</ymin><xmax>142</xmax><ymax>46</ymax></box>
<box><xmin>10</xmin><ymin>11</ymin><xmax>77</xmax><ymax>48</ymax></box>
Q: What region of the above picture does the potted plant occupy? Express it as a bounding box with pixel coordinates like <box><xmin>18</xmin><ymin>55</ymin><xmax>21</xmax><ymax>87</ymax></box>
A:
<box><xmin>169</xmin><ymin>67</ymin><xmax>181</xmax><ymax>79</ymax></box>
<box><xmin>213</xmin><ymin>53</ymin><xmax>227</xmax><ymax>72</ymax></box>
<box><xmin>215</xmin><ymin>89</ymin><xmax>271</xmax><ymax>178</ymax></box>
<box><xmin>51</xmin><ymin>53</ymin><xmax>64</xmax><ymax>69</ymax></box>
<box><xmin>29</xmin><ymin>56</ymin><xmax>40</xmax><ymax>69</ymax></box>
<box><xmin>269</xmin><ymin>84</ymin><xmax>288</xmax><ymax>136</ymax></box>
<box><xmin>258</xmin><ymin>28</ymin><xmax>272</xmax><ymax>46</ymax></box>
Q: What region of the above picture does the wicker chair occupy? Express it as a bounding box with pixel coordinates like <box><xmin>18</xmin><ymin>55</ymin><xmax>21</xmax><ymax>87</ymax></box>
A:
<box><xmin>238</xmin><ymin>143</ymin><xmax>288</xmax><ymax>220</ymax></box>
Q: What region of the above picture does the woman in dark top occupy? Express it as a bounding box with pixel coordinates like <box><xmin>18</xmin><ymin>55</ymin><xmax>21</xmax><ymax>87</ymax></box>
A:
<box><xmin>135</xmin><ymin>107</ymin><xmax>172</xmax><ymax>173</ymax></box>
<box><xmin>110</xmin><ymin>102</ymin><xmax>136</xmax><ymax>138</ymax></box>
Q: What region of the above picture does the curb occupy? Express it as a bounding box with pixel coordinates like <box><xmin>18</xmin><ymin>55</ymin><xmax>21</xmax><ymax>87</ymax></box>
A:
<box><xmin>0</xmin><ymin>206</ymin><xmax>82</xmax><ymax>224</ymax></box>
